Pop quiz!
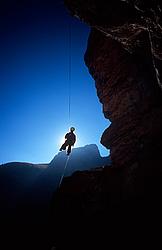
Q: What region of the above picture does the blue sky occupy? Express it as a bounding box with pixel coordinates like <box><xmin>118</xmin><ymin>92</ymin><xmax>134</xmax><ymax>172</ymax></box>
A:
<box><xmin>0</xmin><ymin>0</ymin><xmax>110</xmax><ymax>164</ymax></box>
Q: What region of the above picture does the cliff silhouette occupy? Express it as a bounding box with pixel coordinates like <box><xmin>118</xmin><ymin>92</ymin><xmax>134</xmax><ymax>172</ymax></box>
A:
<box><xmin>0</xmin><ymin>144</ymin><xmax>110</xmax><ymax>250</ymax></box>
<box><xmin>49</xmin><ymin>1</ymin><xmax>162</xmax><ymax>249</ymax></box>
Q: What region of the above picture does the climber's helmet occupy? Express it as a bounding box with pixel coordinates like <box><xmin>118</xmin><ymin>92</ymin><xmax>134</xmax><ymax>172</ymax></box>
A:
<box><xmin>70</xmin><ymin>127</ymin><xmax>75</xmax><ymax>132</ymax></box>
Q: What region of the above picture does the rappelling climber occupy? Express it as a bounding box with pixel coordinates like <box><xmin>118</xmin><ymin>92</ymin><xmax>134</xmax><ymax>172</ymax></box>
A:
<box><xmin>59</xmin><ymin>127</ymin><xmax>76</xmax><ymax>155</ymax></box>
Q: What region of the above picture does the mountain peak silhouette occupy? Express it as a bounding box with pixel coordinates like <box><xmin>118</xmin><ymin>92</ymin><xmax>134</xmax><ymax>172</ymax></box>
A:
<box><xmin>0</xmin><ymin>144</ymin><xmax>110</xmax><ymax>250</ymax></box>
<box><xmin>0</xmin><ymin>144</ymin><xmax>110</xmax><ymax>209</ymax></box>
<box><xmin>49</xmin><ymin>144</ymin><xmax>109</xmax><ymax>172</ymax></box>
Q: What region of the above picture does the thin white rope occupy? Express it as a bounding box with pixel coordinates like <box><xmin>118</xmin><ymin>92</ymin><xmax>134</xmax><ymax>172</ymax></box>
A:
<box><xmin>58</xmin><ymin>21</ymin><xmax>72</xmax><ymax>189</ymax></box>
<box><xmin>147</xmin><ymin>20</ymin><xmax>161</xmax><ymax>88</ymax></box>
<box><xmin>68</xmin><ymin>21</ymin><xmax>72</xmax><ymax>126</ymax></box>
<box><xmin>58</xmin><ymin>155</ymin><xmax>70</xmax><ymax>188</ymax></box>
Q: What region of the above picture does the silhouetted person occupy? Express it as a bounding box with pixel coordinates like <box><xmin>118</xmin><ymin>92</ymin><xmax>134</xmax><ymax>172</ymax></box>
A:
<box><xmin>59</xmin><ymin>127</ymin><xmax>76</xmax><ymax>155</ymax></box>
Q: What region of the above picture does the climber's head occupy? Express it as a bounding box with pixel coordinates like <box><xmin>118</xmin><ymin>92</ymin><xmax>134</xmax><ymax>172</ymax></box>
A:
<box><xmin>70</xmin><ymin>127</ymin><xmax>75</xmax><ymax>132</ymax></box>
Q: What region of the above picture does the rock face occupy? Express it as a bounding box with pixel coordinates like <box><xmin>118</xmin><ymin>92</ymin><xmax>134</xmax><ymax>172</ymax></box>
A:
<box><xmin>65</xmin><ymin>0</ymin><xmax>162</xmax><ymax>167</ymax></box>
<box><xmin>51</xmin><ymin>151</ymin><xmax>162</xmax><ymax>249</ymax></box>
<box><xmin>85</xmin><ymin>29</ymin><xmax>162</xmax><ymax>167</ymax></box>
<box><xmin>49</xmin><ymin>1</ymin><xmax>162</xmax><ymax>249</ymax></box>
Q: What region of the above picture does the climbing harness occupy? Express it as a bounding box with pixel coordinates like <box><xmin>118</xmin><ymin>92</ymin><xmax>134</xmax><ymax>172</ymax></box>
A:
<box><xmin>58</xmin><ymin>155</ymin><xmax>70</xmax><ymax>188</ymax></box>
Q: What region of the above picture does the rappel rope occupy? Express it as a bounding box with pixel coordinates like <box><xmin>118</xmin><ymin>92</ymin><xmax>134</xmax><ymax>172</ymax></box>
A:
<box><xmin>147</xmin><ymin>20</ymin><xmax>161</xmax><ymax>88</ymax></box>
<box><xmin>58</xmin><ymin>21</ymin><xmax>72</xmax><ymax>189</ymax></box>
<box><xmin>58</xmin><ymin>155</ymin><xmax>70</xmax><ymax>188</ymax></box>
<box><xmin>68</xmin><ymin>21</ymin><xmax>72</xmax><ymax>127</ymax></box>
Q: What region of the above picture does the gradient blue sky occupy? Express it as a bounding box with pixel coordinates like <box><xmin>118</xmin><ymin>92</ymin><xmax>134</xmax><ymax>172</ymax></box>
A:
<box><xmin>0</xmin><ymin>0</ymin><xmax>110</xmax><ymax>164</ymax></box>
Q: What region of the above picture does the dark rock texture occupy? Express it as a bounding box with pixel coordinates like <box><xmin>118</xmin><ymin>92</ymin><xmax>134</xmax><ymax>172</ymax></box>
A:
<box><xmin>51</xmin><ymin>148</ymin><xmax>162</xmax><ymax>249</ymax></box>
<box><xmin>85</xmin><ymin>29</ymin><xmax>162</xmax><ymax>167</ymax></box>
<box><xmin>65</xmin><ymin>0</ymin><xmax>162</xmax><ymax>167</ymax></box>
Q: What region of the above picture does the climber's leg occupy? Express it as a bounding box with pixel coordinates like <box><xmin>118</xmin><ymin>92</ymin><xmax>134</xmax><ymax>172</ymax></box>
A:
<box><xmin>60</xmin><ymin>141</ymin><xmax>68</xmax><ymax>151</ymax></box>
<box><xmin>67</xmin><ymin>145</ymin><xmax>71</xmax><ymax>155</ymax></box>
